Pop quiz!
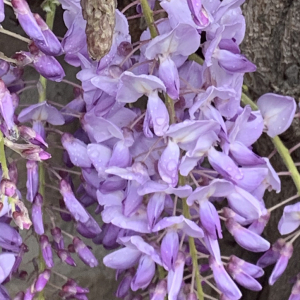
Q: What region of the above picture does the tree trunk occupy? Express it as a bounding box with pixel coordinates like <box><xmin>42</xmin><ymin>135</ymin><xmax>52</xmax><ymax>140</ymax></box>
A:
<box><xmin>241</xmin><ymin>1</ymin><xmax>300</xmax><ymax>299</ymax></box>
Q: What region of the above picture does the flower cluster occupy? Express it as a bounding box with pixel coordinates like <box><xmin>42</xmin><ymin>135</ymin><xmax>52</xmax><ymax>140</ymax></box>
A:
<box><xmin>0</xmin><ymin>0</ymin><xmax>299</xmax><ymax>299</ymax></box>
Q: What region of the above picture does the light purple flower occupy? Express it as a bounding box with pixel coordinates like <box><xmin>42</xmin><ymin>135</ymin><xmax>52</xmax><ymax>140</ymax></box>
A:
<box><xmin>0</xmin><ymin>253</ymin><xmax>15</xmax><ymax>284</ymax></box>
<box><xmin>187</xmin><ymin>179</ymin><xmax>234</xmax><ymax>239</ymax></box>
<box><xmin>29</xmin><ymin>44</ymin><xmax>66</xmax><ymax>81</ymax></box>
<box><xmin>278</xmin><ymin>202</ymin><xmax>300</xmax><ymax>235</ymax></box>
<box><xmin>153</xmin><ymin>215</ymin><xmax>204</xmax><ymax>238</ymax></box>
<box><xmin>158</xmin><ymin>139</ymin><xmax>180</xmax><ymax>187</ymax></box>
<box><xmin>11</xmin><ymin>0</ymin><xmax>44</xmax><ymax>41</ymax></box>
<box><xmin>73</xmin><ymin>237</ymin><xmax>98</xmax><ymax>267</ymax></box>
<box><xmin>33</xmin><ymin>13</ymin><xmax>63</xmax><ymax>56</ymax></box>
<box><xmin>257</xmin><ymin>93</ymin><xmax>296</xmax><ymax>137</ymax></box>
<box><xmin>61</xmin><ymin>133</ymin><xmax>92</xmax><ymax>168</ymax></box>
<box><xmin>131</xmin><ymin>254</ymin><xmax>156</xmax><ymax>291</ymax></box>
<box><xmin>167</xmin><ymin>252</ymin><xmax>185</xmax><ymax>300</ymax></box>
<box><xmin>226</xmin><ymin>256</ymin><xmax>263</xmax><ymax>291</ymax></box>
<box><xmin>18</xmin><ymin>101</ymin><xmax>65</xmax><ymax>125</ymax></box>
<box><xmin>40</xmin><ymin>235</ymin><xmax>53</xmax><ymax>268</ymax></box>
<box><xmin>0</xmin><ymin>0</ymin><xmax>4</xmax><ymax>22</ymax></box>
<box><xmin>32</xmin><ymin>193</ymin><xmax>44</xmax><ymax>235</ymax></box>
<box><xmin>34</xmin><ymin>269</ymin><xmax>50</xmax><ymax>292</ymax></box>
<box><xmin>209</xmin><ymin>255</ymin><xmax>242</xmax><ymax>300</ymax></box>
<box><xmin>116</xmin><ymin>71</ymin><xmax>169</xmax><ymax>137</ymax></box>
<box><xmin>225</xmin><ymin>218</ymin><xmax>270</xmax><ymax>252</ymax></box>
<box><xmin>60</xmin><ymin>179</ymin><xmax>89</xmax><ymax>223</ymax></box>
<box><xmin>151</xmin><ymin>280</ymin><xmax>167</xmax><ymax>300</ymax></box>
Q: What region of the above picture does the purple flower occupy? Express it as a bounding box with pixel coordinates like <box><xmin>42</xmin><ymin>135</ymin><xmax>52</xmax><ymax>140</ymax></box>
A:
<box><xmin>151</xmin><ymin>280</ymin><xmax>167</xmax><ymax>300</ymax></box>
<box><xmin>187</xmin><ymin>179</ymin><xmax>234</xmax><ymax>239</ymax></box>
<box><xmin>225</xmin><ymin>218</ymin><xmax>270</xmax><ymax>252</ymax></box>
<box><xmin>40</xmin><ymin>235</ymin><xmax>53</xmax><ymax>268</ymax></box>
<box><xmin>257</xmin><ymin>239</ymin><xmax>293</xmax><ymax>285</ymax></box>
<box><xmin>26</xmin><ymin>160</ymin><xmax>39</xmax><ymax>202</ymax></box>
<box><xmin>11</xmin><ymin>0</ymin><xmax>44</xmax><ymax>41</ymax></box>
<box><xmin>187</xmin><ymin>0</ymin><xmax>210</xmax><ymax>28</ymax></box>
<box><xmin>116</xmin><ymin>71</ymin><xmax>169</xmax><ymax>137</ymax></box>
<box><xmin>29</xmin><ymin>43</ymin><xmax>66</xmax><ymax>81</ymax></box>
<box><xmin>161</xmin><ymin>229</ymin><xmax>179</xmax><ymax>271</ymax></box>
<box><xmin>158</xmin><ymin>139</ymin><xmax>180</xmax><ymax>187</ymax></box>
<box><xmin>257</xmin><ymin>93</ymin><xmax>296</xmax><ymax>137</ymax></box>
<box><xmin>18</xmin><ymin>101</ymin><xmax>65</xmax><ymax>125</ymax></box>
<box><xmin>61</xmin><ymin>133</ymin><xmax>92</xmax><ymax>168</ymax></box>
<box><xmin>57</xmin><ymin>249</ymin><xmax>76</xmax><ymax>267</ymax></box>
<box><xmin>0</xmin><ymin>80</ymin><xmax>17</xmax><ymax>137</ymax></box>
<box><xmin>226</xmin><ymin>256</ymin><xmax>263</xmax><ymax>291</ymax></box>
<box><xmin>167</xmin><ymin>252</ymin><xmax>185</xmax><ymax>299</ymax></box>
<box><xmin>116</xmin><ymin>271</ymin><xmax>133</xmax><ymax>298</ymax></box>
<box><xmin>289</xmin><ymin>274</ymin><xmax>300</xmax><ymax>300</ymax></box>
<box><xmin>73</xmin><ymin>237</ymin><xmax>98</xmax><ymax>267</ymax></box>
<box><xmin>50</xmin><ymin>227</ymin><xmax>64</xmax><ymax>250</ymax></box>
<box><xmin>145</xmin><ymin>23</ymin><xmax>200</xmax><ymax>99</ymax></box>
<box><xmin>34</xmin><ymin>269</ymin><xmax>50</xmax><ymax>292</ymax></box>
<box><xmin>131</xmin><ymin>254</ymin><xmax>156</xmax><ymax>291</ymax></box>
<box><xmin>32</xmin><ymin>193</ymin><xmax>44</xmax><ymax>235</ymax></box>
<box><xmin>0</xmin><ymin>0</ymin><xmax>4</xmax><ymax>22</ymax></box>
<box><xmin>0</xmin><ymin>253</ymin><xmax>16</xmax><ymax>283</ymax></box>
<box><xmin>209</xmin><ymin>255</ymin><xmax>242</xmax><ymax>300</ymax></box>
<box><xmin>60</xmin><ymin>179</ymin><xmax>89</xmax><ymax>223</ymax></box>
<box><xmin>33</xmin><ymin>13</ymin><xmax>63</xmax><ymax>56</ymax></box>
<box><xmin>278</xmin><ymin>202</ymin><xmax>300</xmax><ymax>235</ymax></box>
<box><xmin>153</xmin><ymin>215</ymin><xmax>204</xmax><ymax>239</ymax></box>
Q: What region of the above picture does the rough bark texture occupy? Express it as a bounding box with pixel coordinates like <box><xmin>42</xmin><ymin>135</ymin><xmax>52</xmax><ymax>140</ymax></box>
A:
<box><xmin>241</xmin><ymin>1</ymin><xmax>300</xmax><ymax>299</ymax></box>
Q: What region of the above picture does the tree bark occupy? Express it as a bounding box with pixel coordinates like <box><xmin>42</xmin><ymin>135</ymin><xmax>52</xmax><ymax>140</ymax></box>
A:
<box><xmin>241</xmin><ymin>1</ymin><xmax>300</xmax><ymax>299</ymax></box>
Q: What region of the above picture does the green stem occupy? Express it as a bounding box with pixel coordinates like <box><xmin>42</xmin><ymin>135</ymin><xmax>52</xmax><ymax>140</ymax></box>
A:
<box><xmin>140</xmin><ymin>0</ymin><xmax>176</xmax><ymax>124</ymax></box>
<box><xmin>37</xmin><ymin>2</ymin><xmax>58</xmax><ymax>299</ymax></box>
<box><xmin>180</xmin><ymin>176</ymin><xmax>204</xmax><ymax>300</ymax></box>
<box><xmin>165</xmin><ymin>94</ymin><xmax>176</xmax><ymax>124</ymax></box>
<box><xmin>140</xmin><ymin>0</ymin><xmax>158</xmax><ymax>38</ymax></box>
<box><xmin>188</xmin><ymin>53</ymin><xmax>204</xmax><ymax>65</ymax></box>
<box><xmin>0</xmin><ymin>132</ymin><xmax>9</xmax><ymax>179</ymax></box>
<box><xmin>240</xmin><ymin>94</ymin><xmax>300</xmax><ymax>195</ymax></box>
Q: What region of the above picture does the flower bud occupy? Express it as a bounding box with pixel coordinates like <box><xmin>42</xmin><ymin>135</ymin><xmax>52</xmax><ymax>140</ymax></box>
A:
<box><xmin>33</xmin><ymin>13</ymin><xmax>63</xmax><ymax>56</ymax></box>
<box><xmin>151</xmin><ymin>280</ymin><xmax>167</xmax><ymax>300</ymax></box>
<box><xmin>34</xmin><ymin>269</ymin><xmax>50</xmax><ymax>292</ymax></box>
<box><xmin>26</xmin><ymin>160</ymin><xmax>39</xmax><ymax>202</ymax></box>
<box><xmin>32</xmin><ymin>193</ymin><xmax>44</xmax><ymax>235</ymax></box>
<box><xmin>60</xmin><ymin>179</ymin><xmax>89</xmax><ymax>223</ymax></box>
<box><xmin>117</xmin><ymin>42</ymin><xmax>133</xmax><ymax>57</ymax></box>
<box><xmin>40</xmin><ymin>235</ymin><xmax>54</xmax><ymax>268</ymax></box>
<box><xmin>116</xmin><ymin>271</ymin><xmax>133</xmax><ymax>298</ymax></box>
<box><xmin>21</xmin><ymin>147</ymin><xmax>51</xmax><ymax>161</ymax></box>
<box><xmin>225</xmin><ymin>218</ymin><xmax>270</xmax><ymax>252</ymax></box>
<box><xmin>50</xmin><ymin>227</ymin><xmax>64</xmax><ymax>250</ymax></box>
<box><xmin>28</xmin><ymin>42</ymin><xmax>65</xmax><ymax>82</ymax></box>
<box><xmin>61</xmin><ymin>133</ymin><xmax>92</xmax><ymax>168</ymax></box>
<box><xmin>13</xmin><ymin>201</ymin><xmax>32</xmax><ymax>230</ymax></box>
<box><xmin>73</xmin><ymin>237</ymin><xmax>98</xmax><ymax>267</ymax></box>
<box><xmin>11</xmin><ymin>0</ymin><xmax>44</xmax><ymax>41</ymax></box>
<box><xmin>57</xmin><ymin>249</ymin><xmax>76</xmax><ymax>267</ymax></box>
<box><xmin>0</xmin><ymin>80</ymin><xmax>18</xmax><ymax>138</ymax></box>
<box><xmin>1</xmin><ymin>179</ymin><xmax>17</xmax><ymax>197</ymax></box>
<box><xmin>19</xmin><ymin>125</ymin><xmax>48</xmax><ymax>147</ymax></box>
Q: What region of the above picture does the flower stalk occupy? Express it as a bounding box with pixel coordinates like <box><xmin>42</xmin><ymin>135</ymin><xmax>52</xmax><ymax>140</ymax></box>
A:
<box><xmin>180</xmin><ymin>175</ymin><xmax>204</xmax><ymax>300</ymax></box>
<box><xmin>37</xmin><ymin>1</ymin><xmax>58</xmax><ymax>299</ymax></box>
